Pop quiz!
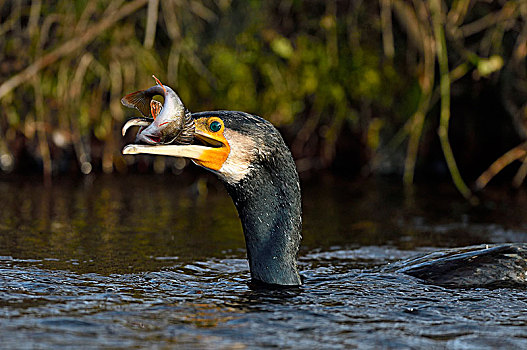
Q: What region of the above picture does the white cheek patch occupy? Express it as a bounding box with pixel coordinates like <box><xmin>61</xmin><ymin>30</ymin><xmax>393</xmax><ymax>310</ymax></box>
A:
<box><xmin>218</xmin><ymin>129</ymin><xmax>255</xmax><ymax>184</ymax></box>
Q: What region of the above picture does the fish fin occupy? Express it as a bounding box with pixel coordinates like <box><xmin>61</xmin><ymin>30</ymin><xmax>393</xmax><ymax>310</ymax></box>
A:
<box><xmin>176</xmin><ymin>111</ymin><xmax>196</xmax><ymax>144</ymax></box>
<box><xmin>150</xmin><ymin>100</ymin><xmax>163</xmax><ymax>120</ymax></box>
<box><xmin>121</xmin><ymin>90</ymin><xmax>152</xmax><ymax>117</ymax></box>
<box><xmin>152</xmin><ymin>75</ymin><xmax>167</xmax><ymax>94</ymax></box>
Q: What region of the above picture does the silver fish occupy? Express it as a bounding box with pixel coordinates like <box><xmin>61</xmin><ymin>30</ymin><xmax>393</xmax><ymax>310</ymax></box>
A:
<box><xmin>121</xmin><ymin>76</ymin><xmax>194</xmax><ymax>145</ymax></box>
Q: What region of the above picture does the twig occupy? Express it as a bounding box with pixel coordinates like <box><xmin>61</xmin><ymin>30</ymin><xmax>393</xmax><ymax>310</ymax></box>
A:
<box><xmin>75</xmin><ymin>1</ymin><xmax>98</xmax><ymax>35</ymax></box>
<box><xmin>322</xmin><ymin>107</ymin><xmax>346</xmax><ymax>166</ymax></box>
<box><xmin>446</xmin><ymin>0</ymin><xmax>471</xmax><ymax>27</ymax></box>
<box><xmin>404</xmin><ymin>5</ymin><xmax>435</xmax><ymax>186</ymax></box>
<box><xmin>70</xmin><ymin>53</ymin><xmax>94</xmax><ymax>175</ymax></box>
<box><xmin>479</xmin><ymin>4</ymin><xmax>517</xmax><ymax>57</ymax></box>
<box><xmin>189</xmin><ymin>1</ymin><xmax>217</xmax><ymax>22</ymax></box>
<box><xmin>460</xmin><ymin>6</ymin><xmax>511</xmax><ymax>38</ymax></box>
<box><xmin>32</xmin><ymin>77</ymin><xmax>52</xmax><ymax>185</ymax></box>
<box><xmin>0</xmin><ymin>2</ymin><xmax>21</xmax><ymax>36</ymax></box>
<box><xmin>144</xmin><ymin>0</ymin><xmax>159</xmax><ymax>49</ymax></box>
<box><xmin>511</xmin><ymin>21</ymin><xmax>527</xmax><ymax>66</ymax></box>
<box><xmin>27</xmin><ymin>0</ymin><xmax>42</xmax><ymax>37</ymax></box>
<box><xmin>102</xmin><ymin>60</ymin><xmax>125</xmax><ymax>174</ymax></box>
<box><xmin>392</xmin><ymin>0</ymin><xmax>423</xmax><ymax>54</ymax></box>
<box><xmin>167</xmin><ymin>45</ymin><xmax>181</xmax><ymax>86</ymax></box>
<box><xmin>475</xmin><ymin>142</ymin><xmax>527</xmax><ymax>190</ymax></box>
<box><xmin>380</xmin><ymin>0</ymin><xmax>394</xmax><ymax>59</ymax></box>
<box><xmin>431</xmin><ymin>0</ymin><xmax>476</xmax><ymax>203</ymax></box>
<box><xmin>161</xmin><ymin>0</ymin><xmax>181</xmax><ymax>40</ymax></box>
<box><xmin>512</xmin><ymin>155</ymin><xmax>527</xmax><ymax>188</ymax></box>
<box><xmin>0</xmin><ymin>0</ymin><xmax>148</xmax><ymax>100</ymax></box>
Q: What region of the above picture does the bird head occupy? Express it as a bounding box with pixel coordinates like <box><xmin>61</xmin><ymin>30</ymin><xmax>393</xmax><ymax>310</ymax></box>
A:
<box><xmin>123</xmin><ymin>109</ymin><xmax>280</xmax><ymax>184</ymax></box>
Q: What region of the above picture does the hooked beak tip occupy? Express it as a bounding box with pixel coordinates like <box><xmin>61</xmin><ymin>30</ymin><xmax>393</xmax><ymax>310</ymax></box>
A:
<box><xmin>122</xmin><ymin>118</ymin><xmax>151</xmax><ymax>137</ymax></box>
<box><xmin>122</xmin><ymin>145</ymin><xmax>136</xmax><ymax>155</ymax></box>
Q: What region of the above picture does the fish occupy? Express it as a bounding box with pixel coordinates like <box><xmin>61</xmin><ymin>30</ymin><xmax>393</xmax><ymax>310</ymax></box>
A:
<box><xmin>121</xmin><ymin>75</ymin><xmax>194</xmax><ymax>145</ymax></box>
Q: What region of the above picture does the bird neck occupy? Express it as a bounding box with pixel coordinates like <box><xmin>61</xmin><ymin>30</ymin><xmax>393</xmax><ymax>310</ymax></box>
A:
<box><xmin>224</xmin><ymin>155</ymin><xmax>302</xmax><ymax>286</ymax></box>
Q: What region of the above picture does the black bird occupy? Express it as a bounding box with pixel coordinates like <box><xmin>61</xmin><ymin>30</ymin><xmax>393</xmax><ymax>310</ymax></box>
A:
<box><xmin>122</xmin><ymin>83</ymin><xmax>527</xmax><ymax>287</ymax></box>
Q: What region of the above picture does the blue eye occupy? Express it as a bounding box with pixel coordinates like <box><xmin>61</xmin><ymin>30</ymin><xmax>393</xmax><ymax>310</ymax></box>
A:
<box><xmin>209</xmin><ymin>120</ymin><xmax>222</xmax><ymax>132</ymax></box>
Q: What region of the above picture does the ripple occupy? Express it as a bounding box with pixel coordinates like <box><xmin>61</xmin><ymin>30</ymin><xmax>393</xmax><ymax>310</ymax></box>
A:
<box><xmin>2</xmin><ymin>177</ymin><xmax>527</xmax><ymax>348</ymax></box>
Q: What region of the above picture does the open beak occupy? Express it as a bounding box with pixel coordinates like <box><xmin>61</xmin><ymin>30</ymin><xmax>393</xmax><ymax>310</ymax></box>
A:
<box><xmin>122</xmin><ymin>117</ymin><xmax>230</xmax><ymax>172</ymax></box>
<box><xmin>122</xmin><ymin>119</ymin><xmax>209</xmax><ymax>158</ymax></box>
<box><xmin>121</xmin><ymin>79</ymin><xmax>230</xmax><ymax>171</ymax></box>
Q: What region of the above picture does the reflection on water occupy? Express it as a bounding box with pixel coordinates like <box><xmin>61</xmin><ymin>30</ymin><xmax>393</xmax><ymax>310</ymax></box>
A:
<box><xmin>0</xmin><ymin>175</ymin><xmax>245</xmax><ymax>274</ymax></box>
<box><xmin>1</xmin><ymin>174</ymin><xmax>527</xmax><ymax>348</ymax></box>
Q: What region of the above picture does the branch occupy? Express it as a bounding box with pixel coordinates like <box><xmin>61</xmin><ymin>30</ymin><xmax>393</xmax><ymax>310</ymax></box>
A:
<box><xmin>431</xmin><ymin>0</ymin><xmax>476</xmax><ymax>203</ymax></box>
<box><xmin>475</xmin><ymin>142</ymin><xmax>527</xmax><ymax>190</ymax></box>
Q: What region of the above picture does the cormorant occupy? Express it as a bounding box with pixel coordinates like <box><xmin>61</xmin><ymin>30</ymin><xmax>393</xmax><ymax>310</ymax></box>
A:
<box><xmin>121</xmin><ymin>81</ymin><xmax>527</xmax><ymax>288</ymax></box>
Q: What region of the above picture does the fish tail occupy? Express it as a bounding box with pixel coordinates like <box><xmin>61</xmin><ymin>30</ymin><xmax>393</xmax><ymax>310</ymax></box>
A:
<box><xmin>121</xmin><ymin>90</ymin><xmax>152</xmax><ymax>118</ymax></box>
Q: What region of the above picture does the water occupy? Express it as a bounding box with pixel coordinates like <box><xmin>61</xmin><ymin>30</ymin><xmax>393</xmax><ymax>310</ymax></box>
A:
<box><xmin>1</xmin><ymin>174</ymin><xmax>527</xmax><ymax>349</ymax></box>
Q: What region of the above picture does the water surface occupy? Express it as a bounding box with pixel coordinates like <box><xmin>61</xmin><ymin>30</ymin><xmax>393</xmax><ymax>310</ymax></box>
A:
<box><xmin>1</xmin><ymin>175</ymin><xmax>527</xmax><ymax>349</ymax></box>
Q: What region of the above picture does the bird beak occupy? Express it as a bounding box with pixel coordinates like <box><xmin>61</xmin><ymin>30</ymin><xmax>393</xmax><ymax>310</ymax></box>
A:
<box><xmin>122</xmin><ymin>141</ymin><xmax>214</xmax><ymax>160</ymax></box>
<box><xmin>121</xmin><ymin>78</ymin><xmax>230</xmax><ymax>171</ymax></box>
<box><xmin>122</xmin><ymin>117</ymin><xmax>231</xmax><ymax>172</ymax></box>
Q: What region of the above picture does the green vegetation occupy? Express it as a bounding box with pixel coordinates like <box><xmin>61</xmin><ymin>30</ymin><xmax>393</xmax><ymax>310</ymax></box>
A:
<box><xmin>0</xmin><ymin>1</ymin><xmax>526</xmax><ymax>197</ymax></box>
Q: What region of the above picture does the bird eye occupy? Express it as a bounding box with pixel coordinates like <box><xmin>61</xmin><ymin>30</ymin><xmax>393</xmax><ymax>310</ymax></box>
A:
<box><xmin>209</xmin><ymin>120</ymin><xmax>222</xmax><ymax>132</ymax></box>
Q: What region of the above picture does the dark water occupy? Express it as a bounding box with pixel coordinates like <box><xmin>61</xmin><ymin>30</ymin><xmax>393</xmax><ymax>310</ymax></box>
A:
<box><xmin>1</xmin><ymin>175</ymin><xmax>527</xmax><ymax>349</ymax></box>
